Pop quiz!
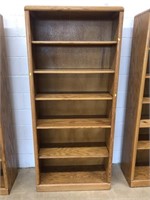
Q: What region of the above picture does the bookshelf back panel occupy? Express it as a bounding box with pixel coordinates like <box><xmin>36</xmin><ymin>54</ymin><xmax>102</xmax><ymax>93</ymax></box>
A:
<box><xmin>141</xmin><ymin>104</ymin><xmax>150</xmax><ymax>119</ymax></box>
<box><xmin>0</xmin><ymin>161</ymin><xmax>3</xmax><ymax>173</ymax></box>
<box><xmin>40</xmin><ymin>158</ymin><xmax>107</xmax><ymax>169</ymax></box>
<box><xmin>38</xmin><ymin>128</ymin><xmax>110</xmax><ymax>145</ymax></box>
<box><xmin>139</xmin><ymin>128</ymin><xmax>150</xmax><ymax>140</ymax></box>
<box><xmin>0</xmin><ymin>160</ymin><xmax>5</xmax><ymax>189</ymax></box>
<box><xmin>136</xmin><ymin>150</ymin><xmax>150</xmax><ymax>166</ymax></box>
<box><xmin>30</xmin><ymin>11</ymin><xmax>119</xmax><ymax>41</ymax></box>
<box><xmin>33</xmin><ymin>46</ymin><xmax>116</xmax><ymax>69</ymax></box>
<box><xmin>35</xmin><ymin>74</ymin><xmax>113</xmax><ymax>93</ymax></box>
<box><xmin>36</xmin><ymin>100</ymin><xmax>111</xmax><ymax>118</ymax></box>
<box><xmin>144</xmin><ymin>79</ymin><xmax>150</xmax><ymax>97</ymax></box>
<box><xmin>146</xmin><ymin>53</ymin><xmax>150</xmax><ymax>73</ymax></box>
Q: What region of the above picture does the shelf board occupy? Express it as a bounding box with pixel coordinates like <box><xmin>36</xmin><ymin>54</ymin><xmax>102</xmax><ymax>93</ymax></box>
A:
<box><xmin>145</xmin><ymin>74</ymin><xmax>150</xmax><ymax>78</ymax></box>
<box><xmin>32</xmin><ymin>41</ymin><xmax>117</xmax><ymax>46</ymax></box>
<box><xmin>40</xmin><ymin>171</ymin><xmax>107</xmax><ymax>184</ymax></box>
<box><xmin>38</xmin><ymin>170</ymin><xmax>110</xmax><ymax>191</ymax></box>
<box><xmin>35</xmin><ymin>93</ymin><xmax>113</xmax><ymax>101</ymax></box>
<box><xmin>34</xmin><ymin>69</ymin><xmax>115</xmax><ymax>74</ymax></box>
<box><xmin>134</xmin><ymin>166</ymin><xmax>150</xmax><ymax>182</ymax></box>
<box><xmin>39</xmin><ymin>146</ymin><xmax>108</xmax><ymax>159</ymax></box>
<box><xmin>37</xmin><ymin>118</ymin><xmax>111</xmax><ymax>129</ymax></box>
<box><xmin>25</xmin><ymin>6</ymin><xmax>124</xmax><ymax>12</ymax></box>
<box><xmin>137</xmin><ymin>141</ymin><xmax>150</xmax><ymax>150</ymax></box>
<box><xmin>143</xmin><ymin>97</ymin><xmax>150</xmax><ymax>104</ymax></box>
<box><xmin>140</xmin><ymin>119</ymin><xmax>150</xmax><ymax>128</ymax></box>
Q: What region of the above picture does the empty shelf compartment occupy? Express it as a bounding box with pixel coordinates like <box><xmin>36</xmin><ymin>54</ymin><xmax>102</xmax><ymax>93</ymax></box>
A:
<box><xmin>134</xmin><ymin>166</ymin><xmax>150</xmax><ymax>181</ymax></box>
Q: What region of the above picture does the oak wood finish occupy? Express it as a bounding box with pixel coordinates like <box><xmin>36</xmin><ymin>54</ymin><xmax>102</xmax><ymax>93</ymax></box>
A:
<box><xmin>140</xmin><ymin>119</ymin><xmax>150</xmax><ymax>128</ymax></box>
<box><xmin>32</xmin><ymin>41</ymin><xmax>117</xmax><ymax>45</ymax></box>
<box><xmin>25</xmin><ymin>6</ymin><xmax>123</xmax><ymax>191</ymax></box>
<box><xmin>137</xmin><ymin>141</ymin><xmax>150</xmax><ymax>150</ymax></box>
<box><xmin>145</xmin><ymin>74</ymin><xmax>150</xmax><ymax>78</ymax></box>
<box><xmin>38</xmin><ymin>129</ymin><xmax>110</xmax><ymax>149</ymax></box>
<box><xmin>37</xmin><ymin>101</ymin><xmax>110</xmax><ymax>118</ymax></box>
<box><xmin>25</xmin><ymin>6</ymin><xmax>124</xmax><ymax>12</ymax></box>
<box><xmin>35</xmin><ymin>93</ymin><xmax>113</xmax><ymax>101</ymax></box>
<box><xmin>106</xmin><ymin>10</ymin><xmax>123</xmax><ymax>183</ymax></box>
<box><xmin>121</xmin><ymin>9</ymin><xmax>150</xmax><ymax>187</ymax></box>
<box><xmin>40</xmin><ymin>160</ymin><xmax>107</xmax><ymax>170</ymax></box>
<box><xmin>25</xmin><ymin>10</ymin><xmax>40</xmax><ymax>185</ymax></box>
<box><xmin>38</xmin><ymin>170</ymin><xmax>110</xmax><ymax>191</ymax></box>
<box><xmin>0</xmin><ymin>176</ymin><xmax>5</xmax><ymax>188</ymax></box>
<box><xmin>35</xmin><ymin>74</ymin><xmax>113</xmax><ymax>94</ymax></box>
<box><xmin>142</xmin><ymin>97</ymin><xmax>150</xmax><ymax>104</ymax></box>
<box><xmin>0</xmin><ymin>15</ymin><xmax>18</xmax><ymax>195</ymax></box>
<box><xmin>39</xmin><ymin>146</ymin><xmax>109</xmax><ymax>159</ymax></box>
<box><xmin>37</xmin><ymin>118</ymin><xmax>111</xmax><ymax>129</ymax></box>
<box><xmin>132</xmin><ymin>166</ymin><xmax>150</xmax><ymax>187</ymax></box>
<box><xmin>33</xmin><ymin>46</ymin><xmax>116</xmax><ymax>70</ymax></box>
<box><xmin>34</xmin><ymin>69</ymin><xmax>115</xmax><ymax>74</ymax></box>
<box><xmin>134</xmin><ymin>166</ymin><xmax>150</xmax><ymax>181</ymax></box>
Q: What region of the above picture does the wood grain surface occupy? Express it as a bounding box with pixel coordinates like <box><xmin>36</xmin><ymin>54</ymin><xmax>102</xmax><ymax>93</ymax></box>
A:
<box><xmin>0</xmin><ymin>15</ymin><xmax>18</xmax><ymax>194</ymax></box>
<box><xmin>34</xmin><ymin>69</ymin><xmax>115</xmax><ymax>74</ymax></box>
<box><xmin>35</xmin><ymin>93</ymin><xmax>113</xmax><ymax>101</ymax></box>
<box><xmin>25</xmin><ymin>6</ymin><xmax>124</xmax><ymax>12</ymax></box>
<box><xmin>39</xmin><ymin>146</ymin><xmax>109</xmax><ymax>159</ymax></box>
<box><xmin>137</xmin><ymin>141</ymin><xmax>150</xmax><ymax>150</ymax></box>
<box><xmin>25</xmin><ymin>6</ymin><xmax>124</xmax><ymax>191</ymax></box>
<box><xmin>121</xmin><ymin>10</ymin><xmax>150</xmax><ymax>187</ymax></box>
<box><xmin>32</xmin><ymin>41</ymin><xmax>117</xmax><ymax>45</ymax></box>
<box><xmin>37</xmin><ymin>118</ymin><xmax>111</xmax><ymax>129</ymax></box>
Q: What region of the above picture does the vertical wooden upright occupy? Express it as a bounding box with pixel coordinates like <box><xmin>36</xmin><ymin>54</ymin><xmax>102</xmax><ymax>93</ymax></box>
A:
<box><xmin>25</xmin><ymin>6</ymin><xmax>124</xmax><ymax>191</ymax></box>
<box><xmin>121</xmin><ymin>9</ymin><xmax>150</xmax><ymax>187</ymax></box>
<box><xmin>0</xmin><ymin>15</ymin><xmax>18</xmax><ymax>195</ymax></box>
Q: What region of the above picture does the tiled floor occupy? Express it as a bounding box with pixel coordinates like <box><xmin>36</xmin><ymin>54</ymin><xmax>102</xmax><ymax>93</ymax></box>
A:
<box><xmin>1</xmin><ymin>165</ymin><xmax>150</xmax><ymax>200</ymax></box>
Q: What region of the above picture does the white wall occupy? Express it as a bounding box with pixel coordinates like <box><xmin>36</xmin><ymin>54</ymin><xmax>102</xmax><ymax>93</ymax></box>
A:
<box><xmin>0</xmin><ymin>0</ymin><xmax>150</xmax><ymax>168</ymax></box>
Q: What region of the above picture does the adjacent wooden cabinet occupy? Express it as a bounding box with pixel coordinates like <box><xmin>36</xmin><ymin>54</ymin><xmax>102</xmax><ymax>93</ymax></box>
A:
<box><xmin>25</xmin><ymin>6</ymin><xmax>124</xmax><ymax>191</ymax></box>
<box><xmin>0</xmin><ymin>15</ymin><xmax>18</xmax><ymax>195</ymax></box>
<box><xmin>121</xmin><ymin>9</ymin><xmax>150</xmax><ymax>187</ymax></box>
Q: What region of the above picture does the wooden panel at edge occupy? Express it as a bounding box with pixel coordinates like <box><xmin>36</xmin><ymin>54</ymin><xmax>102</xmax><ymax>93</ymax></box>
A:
<box><xmin>37</xmin><ymin>182</ymin><xmax>110</xmax><ymax>191</ymax></box>
<box><xmin>0</xmin><ymin>15</ymin><xmax>18</xmax><ymax>193</ymax></box>
<box><xmin>106</xmin><ymin>11</ymin><xmax>124</xmax><ymax>182</ymax></box>
<box><xmin>121</xmin><ymin>11</ymin><xmax>150</xmax><ymax>182</ymax></box>
<box><xmin>25</xmin><ymin>11</ymin><xmax>40</xmax><ymax>184</ymax></box>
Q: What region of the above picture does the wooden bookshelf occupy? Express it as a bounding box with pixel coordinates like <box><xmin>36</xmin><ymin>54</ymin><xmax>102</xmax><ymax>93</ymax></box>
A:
<box><xmin>0</xmin><ymin>15</ymin><xmax>18</xmax><ymax>195</ymax></box>
<box><xmin>121</xmin><ymin>9</ymin><xmax>150</xmax><ymax>187</ymax></box>
<box><xmin>25</xmin><ymin>6</ymin><xmax>124</xmax><ymax>191</ymax></box>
